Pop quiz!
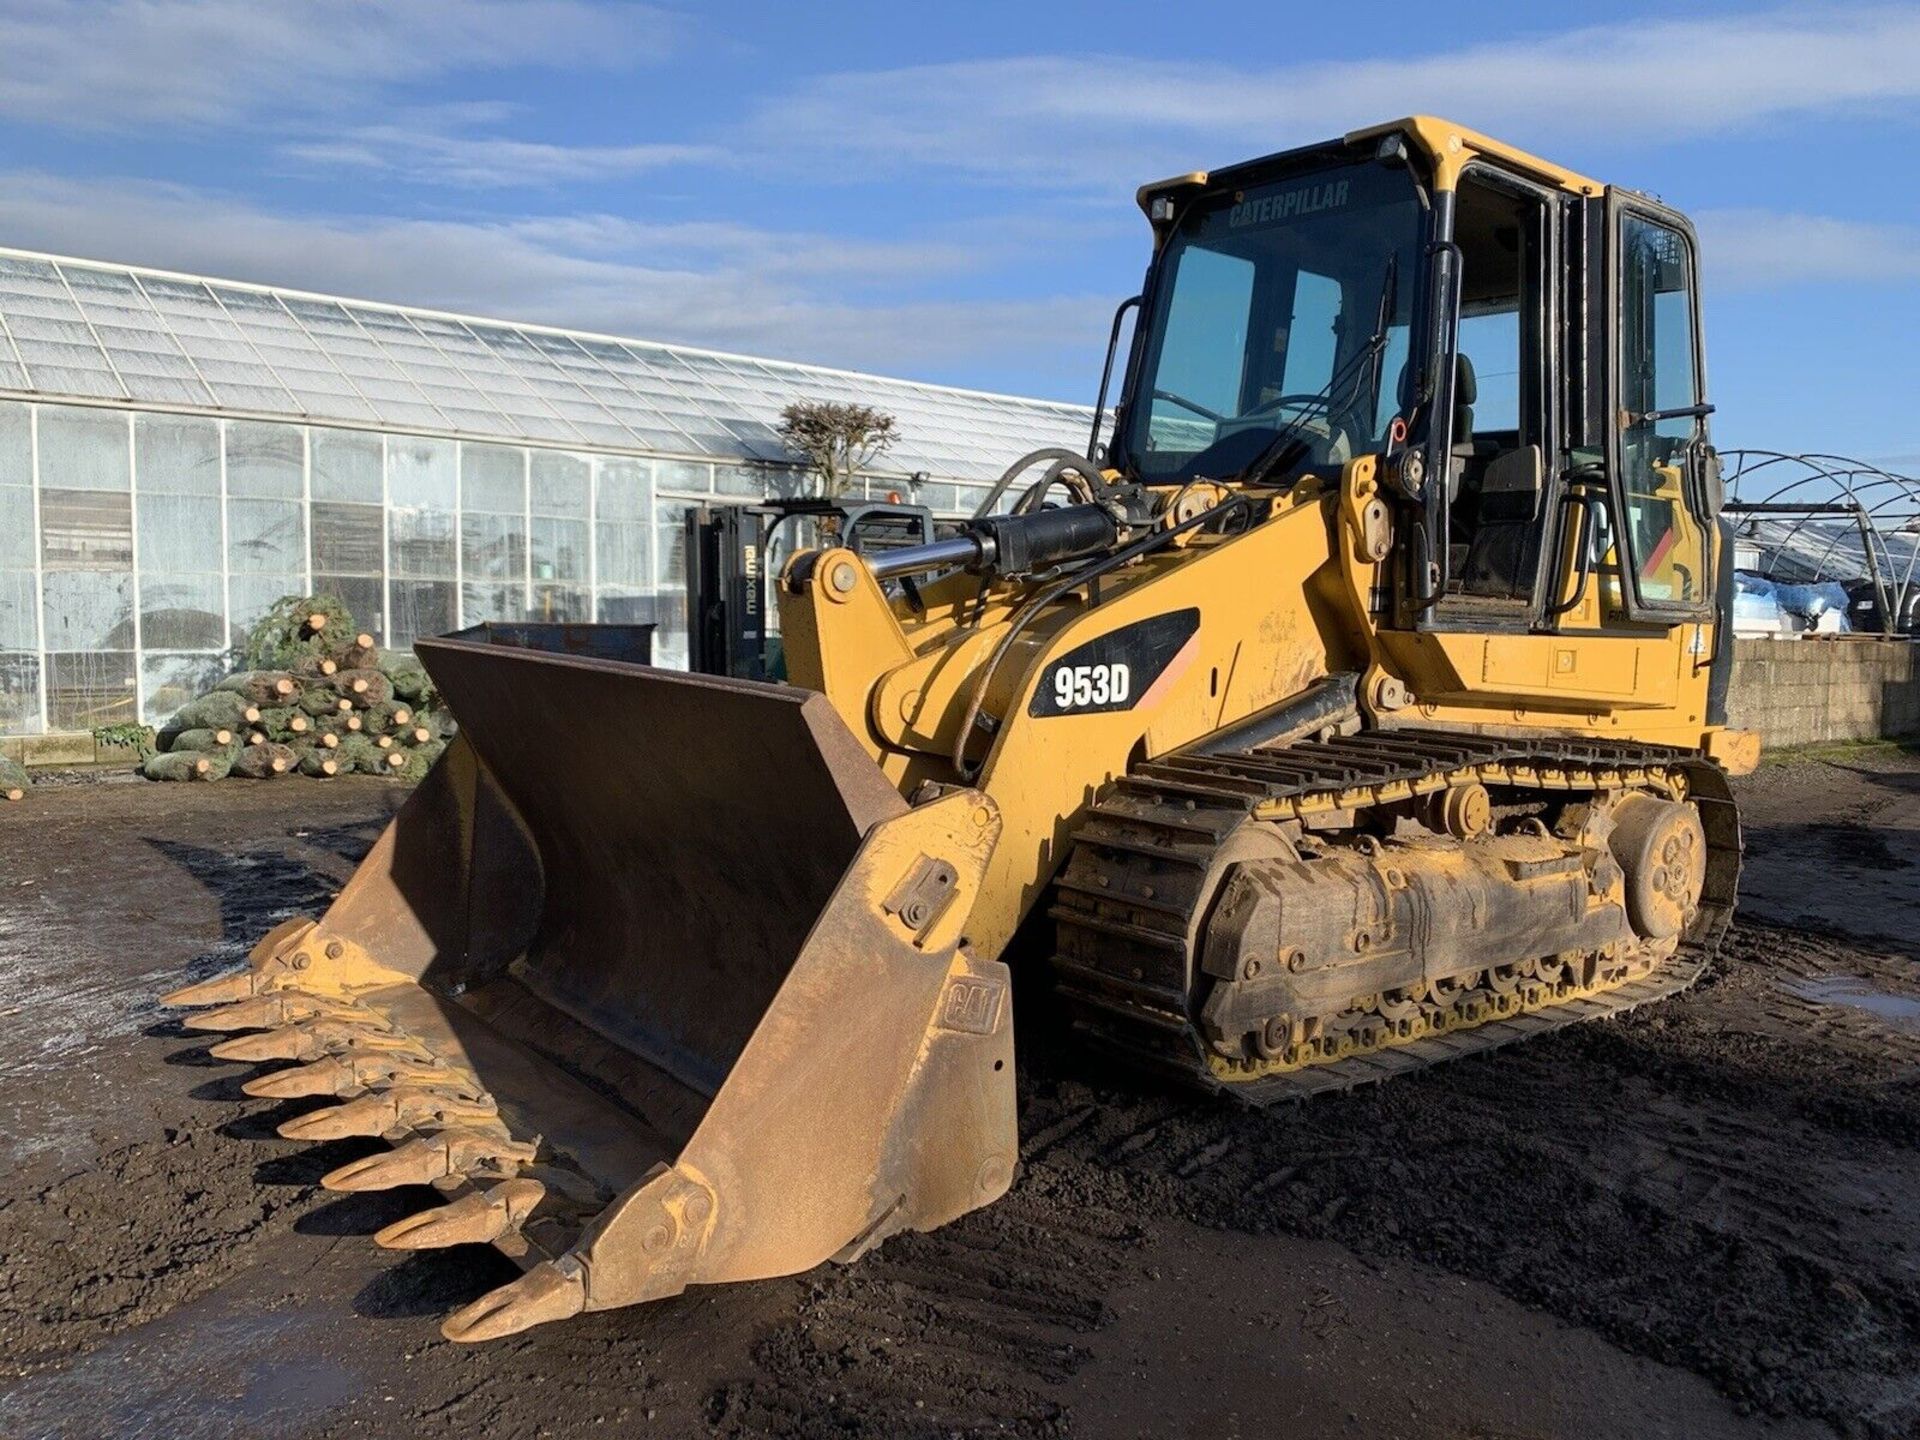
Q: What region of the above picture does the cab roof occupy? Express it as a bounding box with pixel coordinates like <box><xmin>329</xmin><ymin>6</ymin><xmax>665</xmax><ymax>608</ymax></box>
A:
<box><xmin>1136</xmin><ymin>115</ymin><xmax>1604</xmax><ymax>217</ymax></box>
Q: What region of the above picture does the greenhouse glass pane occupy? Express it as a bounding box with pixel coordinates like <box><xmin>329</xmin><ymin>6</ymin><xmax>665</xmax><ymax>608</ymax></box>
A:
<box><xmin>62</xmin><ymin>266</ymin><xmax>212</xmax><ymax>407</ymax></box>
<box><xmin>313</xmin><ymin>575</ymin><xmax>385</xmax><ymax>643</ymax></box>
<box><xmin>11</xmin><ymin>357</ymin><xmax>126</xmax><ymax>400</ymax></box>
<box><xmin>530</xmin><ymin>516</ymin><xmax>587</xmax><ymax>583</ymax></box>
<box><xmin>595</xmin><ymin>457</ymin><xmax>651</xmax><ymax>522</ymax></box>
<box><xmin>0</xmin><ymin>570</ymin><xmax>37</xmax><ymax>650</ymax></box>
<box><xmin>0</xmin><ymin>400</ymin><xmax>28</xmax><ymax>486</ymax></box>
<box><xmin>391</xmin><ymin>507</ymin><xmax>456</xmax><ymax>578</ymax></box>
<box><xmin>227</xmin><ymin>497</ymin><xmax>305</xmax><ymax>574</ymax></box>
<box><xmin>530</xmin><ymin>451</ymin><xmax>590</xmax><ymax>518</ymax></box>
<box><xmin>461</xmin><ymin>443</ymin><xmax>525</xmax><ymax>514</ymax></box>
<box><xmin>134</xmin><ymin>413</ymin><xmax>221</xmax><ymax>496</ymax></box>
<box><xmin>138</xmin><ymin>573</ymin><xmax>226</xmax><ymax>650</ymax></box>
<box><xmin>530</xmin><ymin>584</ymin><xmax>590</xmax><ymax>623</ymax></box>
<box><xmin>136</xmin><ymin>278</ymin><xmax>298</xmax><ymax>408</ymax></box>
<box><xmin>391</xmin><ymin>580</ymin><xmax>456</xmax><ymax>646</ymax></box>
<box><xmin>461</xmin><ymin>582</ymin><xmax>525</xmax><ymax>625</ymax></box>
<box><xmin>568</xmin><ymin>420</ymin><xmax>645</xmax><ymax>449</ymax></box>
<box><xmin>595</xmin><ymin>589</ymin><xmax>656</xmax><ymax>625</ymax></box>
<box><xmin>311</xmin><ymin>429</ymin><xmax>383</xmax><ymax>503</ymax></box>
<box><xmin>210</xmin><ymin>288</ymin><xmax>362</xmax><ymax>403</ymax></box>
<box><xmin>226</xmin><ymin>420</ymin><xmax>303</xmax><ymax>498</ymax></box>
<box><xmin>654</xmin><ymin>500</ymin><xmax>693</xmax><ymax>588</ymax></box>
<box><xmin>920</xmin><ymin>481</ymin><xmax>964</xmax><ymax>514</ymax></box>
<box><xmin>143</xmin><ymin>652</ymin><xmax>227</xmax><ymax>725</ymax></box>
<box><xmin>137</xmin><ymin>493</ymin><xmax>223</xmax><ymax>574</ymax></box>
<box><xmin>228</xmin><ymin>574</ymin><xmax>304</xmax><ymax>637</ymax></box>
<box><xmin>0</xmin><ymin>484</ymin><xmax>31</xmax><ymax>570</ymax></box>
<box><xmin>594</xmin><ymin>519</ymin><xmax>650</xmax><ymax>591</ymax></box>
<box><xmin>37</xmin><ymin>406</ymin><xmax>129</xmax><ymax>490</ymax></box>
<box><xmin>715</xmin><ymin>464</ymin><xmax>771</xmax><ymax>498</ymax></box>
<box><xmin>40</xmin><ymin>488</ymin><xmax>132</xmax><ymax>569</ymax></box>
<box><xmin>0</xmin><ymin>652</ymin><xmax>41</xmax><ymax>734</ymax></box>
<box><xmin>42</xmin><ymin>569</ymin><xmax>134</xmax><ymax>650</ymax></box>
<box><xmin>654</xmin><ymin>460</ymin><xmax>711</xmax><ymax>494</ymax></box>
<box><xmin>45</xmin><ymin>650</ymin><xmax>136</xmax><ymax>730</ymax></box>
<box><xmin>310</xmin><ymin>501</ymin><xmax>383</xmax><ymax>575</ymax></box>
<box><xmin>461</xmin><ymin>511</ymin><xmax>527</xmax><ymax>582</ymax></box>
<box><xmin>388</xmin><ymin>435</ymin><xmax>456</xmax><ymax>510</ymax></box>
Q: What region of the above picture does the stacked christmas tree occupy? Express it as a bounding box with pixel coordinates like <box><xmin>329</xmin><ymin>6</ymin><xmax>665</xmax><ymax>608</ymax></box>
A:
<box><xmin>143</xmin><ymin>595</ymin><xmax>454</xmax><ymax>784</ymax></box>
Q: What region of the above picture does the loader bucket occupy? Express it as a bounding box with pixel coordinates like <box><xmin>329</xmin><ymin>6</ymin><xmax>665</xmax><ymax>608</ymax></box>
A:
<box><xmin>162</xmin><ymin>636</ymin><xmax>1017</xmax><ymax>1340</ymax></box>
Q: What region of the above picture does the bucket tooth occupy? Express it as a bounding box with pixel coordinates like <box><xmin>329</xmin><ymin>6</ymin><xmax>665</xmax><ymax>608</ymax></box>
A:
<box><xmin>321</xmin><ymin>1129</ymin><xmax>537</xmax><ymax>1192</ymax></box>
<box><xmin>161</xmin><ymin>969</ymin><xmax>261</xmax><ymax>1008</ymax></box>
<box><xmin>209</xmin><ymin>1027</ymin><xmax>314</xmax><ymax>1063</ymax></box>
<box><xmin>243</xmin><ymin>1055</ymin><xmax>467</xmax><ymax>1100</ymax></box>
<box><xmin>441</xmin><ymin>1256</ymin><xmax>587</xmax><ymax>1343</ymax></box>
<box><xmin>161</xmin><ymin>919</ymin><xmax>322</xmax><ymax>1009</ymax></box>
<box><xmin>277</xmin><ymin>1086</ymin><xmax>498</xmax><ymax>1142</ymax></box>
<box><xmin>182</xmin><ymin>992</ymin><xmax>361</xmax><ymax>1034</ymax></box>
<box><xmin>208</xmin><ymin>1019</ymin><xmax>412</xmax><ymax>1064</ymax></box>
<box><xmin>243</xmin><ymin>1057</ymin><xmax>353</xmax><ymax>1099</ymax></box>
<box><xmin>374</xmin><ymin>1178</ymin><xmax>547</xmax><ymax>1251</ymax></box>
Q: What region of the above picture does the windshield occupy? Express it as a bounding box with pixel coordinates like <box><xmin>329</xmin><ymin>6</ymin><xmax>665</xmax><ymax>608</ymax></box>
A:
<box><xmin>1117</xmin><ymin>159</ymin><xmax>1425</xmax><ymax>485</ymax></box>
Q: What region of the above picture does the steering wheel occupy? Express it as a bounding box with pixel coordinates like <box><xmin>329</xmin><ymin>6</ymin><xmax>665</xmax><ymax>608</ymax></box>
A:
<box><xmin>1151</xmin><ymin>388</ymin><xmax>1229</xmax><ymax>423</ymax></box>
<box><xmin>1240</xmin><ymin>392</ymin><xmax>1337</xmax><ymax>423</ymax></box>
<box><xmin>1156</xmin><ymin>387</ymin><xmax>1349</xmax><ymax>436</ymax></box>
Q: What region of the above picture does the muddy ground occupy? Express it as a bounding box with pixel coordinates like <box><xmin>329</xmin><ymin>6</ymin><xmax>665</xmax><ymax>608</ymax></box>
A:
<box><xmin>2</xmin><ymin>749</ymin><xmax>1919</xmax><ymax>1439</ymax></box>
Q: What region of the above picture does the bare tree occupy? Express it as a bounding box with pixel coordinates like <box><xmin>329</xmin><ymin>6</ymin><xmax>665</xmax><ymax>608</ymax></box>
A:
<box><xmin>777</xmin><ymin>401</ymin><xmax>899</xmax><ymax>501</ymax></box>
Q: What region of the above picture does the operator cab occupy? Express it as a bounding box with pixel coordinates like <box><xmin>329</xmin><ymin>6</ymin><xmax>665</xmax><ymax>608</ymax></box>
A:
<box><xmin>1109</xmin><ymin>118</ymin><xmax>1720</xmax><ymax>636</ymax></box>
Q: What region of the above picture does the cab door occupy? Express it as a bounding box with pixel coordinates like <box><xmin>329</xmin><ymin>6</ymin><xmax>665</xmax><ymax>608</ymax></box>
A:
<box><xmin>1382</xmin><ymin>177</ymin><xmax>1713</xmax><ymax>716</ymax></box>
<box><xmin>1603</xmin><ymin>193</ymin><xmax>1718</xmax><ymax>622</ymax></box>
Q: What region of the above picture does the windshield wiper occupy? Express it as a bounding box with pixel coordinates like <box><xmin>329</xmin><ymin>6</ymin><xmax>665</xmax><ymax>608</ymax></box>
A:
<box><xmin>1239</xmin><ymin>251</ymin><xmax>1398</xmax><ymax>488</ymax></box>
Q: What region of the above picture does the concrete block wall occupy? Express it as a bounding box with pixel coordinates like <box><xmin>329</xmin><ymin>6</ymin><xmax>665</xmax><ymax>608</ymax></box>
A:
<box><xmin>1726</xmin><ymin>637</ymin><xmax>1920</xmax><ymax>749</ymax></box>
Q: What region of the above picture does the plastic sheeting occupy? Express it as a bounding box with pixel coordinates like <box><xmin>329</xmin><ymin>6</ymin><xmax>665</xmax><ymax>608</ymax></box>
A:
<box><xmin>1732</xmin><ymin>572</ymin><xmax>1853</xmax><ymax>635</ymax></box>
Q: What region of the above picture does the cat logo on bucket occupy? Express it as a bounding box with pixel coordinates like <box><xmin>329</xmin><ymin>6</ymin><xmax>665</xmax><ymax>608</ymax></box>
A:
<box><xmin>937</xmin><ymin>978</ymin><xmax>1004</xmax><ymax>1036</ymax></box>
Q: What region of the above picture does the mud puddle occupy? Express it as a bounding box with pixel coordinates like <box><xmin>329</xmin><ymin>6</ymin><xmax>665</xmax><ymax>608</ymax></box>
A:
<box><xmin>1784</xmin><ymin>976</ymin><xmax>1920</xmax><ymax>1031</ymax></box>
<box><xmin>0</xmin><ymin>1284</ymin><xmax>360</xmax><ymax>1440</ymax></box>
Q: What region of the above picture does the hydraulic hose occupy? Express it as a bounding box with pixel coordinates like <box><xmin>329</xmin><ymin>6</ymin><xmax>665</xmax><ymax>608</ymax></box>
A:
<box><xmin>971</xmin><ymin>447</ymin><xmax>1113</xmax><ymax>520</ymax></box>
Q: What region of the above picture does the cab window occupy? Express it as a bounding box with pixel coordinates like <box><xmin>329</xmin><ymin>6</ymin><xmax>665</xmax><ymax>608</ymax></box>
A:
<box><xmin>1616</xmin><ymin>213</ymin><xmax>1709</xmax><ymax>611</ymax></box>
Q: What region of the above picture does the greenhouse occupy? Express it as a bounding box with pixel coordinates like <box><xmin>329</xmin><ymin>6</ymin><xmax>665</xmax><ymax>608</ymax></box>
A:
<box><xmin>0</xmin><ymin>247</ymin><xmax>1094</xmax><ymax>738</ymax></box>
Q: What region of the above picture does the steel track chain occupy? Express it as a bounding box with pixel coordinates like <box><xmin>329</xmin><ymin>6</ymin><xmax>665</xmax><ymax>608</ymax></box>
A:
<box><xmin>1047</xmin><ymin>727</ymin><xmax>1740</xmax><ymax>1104</ymax></box>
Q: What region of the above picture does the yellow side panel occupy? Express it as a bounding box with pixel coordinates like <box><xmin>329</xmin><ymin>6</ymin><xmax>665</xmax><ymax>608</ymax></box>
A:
<box><xmin>1389</xmin><ymin>631</ymin><xmax>1677</xmax><ymax>709</ymax></box>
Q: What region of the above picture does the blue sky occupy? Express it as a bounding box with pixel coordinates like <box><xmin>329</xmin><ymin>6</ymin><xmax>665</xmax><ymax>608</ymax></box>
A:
<box><xmin>0</xmin><ymin>0</ymin><xmax>1915</xmax><ymax>462</ymax></box>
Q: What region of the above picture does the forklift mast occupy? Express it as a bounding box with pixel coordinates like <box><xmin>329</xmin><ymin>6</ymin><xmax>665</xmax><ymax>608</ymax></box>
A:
<box><xmin>685</xmin><ymin>498</ymin><xmax>936</xmax><ymax>679</ymax></box>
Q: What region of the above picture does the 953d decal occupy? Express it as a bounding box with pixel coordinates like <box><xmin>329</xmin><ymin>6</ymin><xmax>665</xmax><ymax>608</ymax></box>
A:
<box><xmin>1028</xmin><ymin>608</ymin><xmax>1201</xmax><ymax>718</ymax></box>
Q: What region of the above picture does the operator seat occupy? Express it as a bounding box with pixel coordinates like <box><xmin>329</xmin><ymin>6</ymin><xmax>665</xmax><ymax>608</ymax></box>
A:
<box><xmin>1458</xmin><ymin>443</ymin><xmax>1545</xmax><ymax>597</ymax></box>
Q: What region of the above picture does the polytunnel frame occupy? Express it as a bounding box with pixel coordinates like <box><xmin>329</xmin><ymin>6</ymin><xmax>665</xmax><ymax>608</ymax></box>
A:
<box><xmin>1722</xmin><ymin>450</ymin><xmax>1920</xmax><ymax>634</ymax></box>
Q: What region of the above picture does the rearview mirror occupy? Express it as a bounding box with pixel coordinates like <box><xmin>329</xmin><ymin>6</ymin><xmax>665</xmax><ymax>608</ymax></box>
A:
<box><xmin>1696</xmin><ymin>443</ymin><xmax>1726</xmax><ymax>516</ymax></box>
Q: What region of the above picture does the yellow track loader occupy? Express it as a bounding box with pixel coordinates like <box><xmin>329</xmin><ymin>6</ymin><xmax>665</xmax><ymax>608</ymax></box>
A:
<box><xmin>164</xmin><ymin>117</ymin><xmax>1754</xmax><ymax>1341</ymax></box>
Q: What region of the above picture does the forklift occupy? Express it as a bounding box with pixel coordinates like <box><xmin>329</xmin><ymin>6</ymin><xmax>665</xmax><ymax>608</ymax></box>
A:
<box><xmin>684</xmin><ymin>496</ymin><xmax>937</xmax><ymax>679</ymax></box>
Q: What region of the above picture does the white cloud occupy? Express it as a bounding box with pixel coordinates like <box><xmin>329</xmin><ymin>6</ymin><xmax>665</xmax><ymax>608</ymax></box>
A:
<box><xmin>0</xmin><ymin>171</ymin><xmax>1111</xmax><ymax>383</ymax></box>
<box><xmin>281</xmin><ymin>127</ymin><xmax>720</xmax><ymax>188</ymax></box>
<box><xmin>735</xmin><ymin>7</ymin><xmax>1920</xmax><ymax>190</ymax></box>
<box><xmin>1696</xmin><ymin>209</ymin><xmax>1920</xmax><ymax>290</ymax></box>
<box><xmin>0</xmin><ymin>0</ymin><xmax>671</xmax><ymax>130</ymax></box>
